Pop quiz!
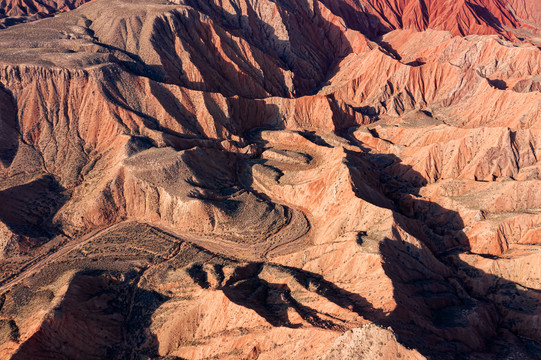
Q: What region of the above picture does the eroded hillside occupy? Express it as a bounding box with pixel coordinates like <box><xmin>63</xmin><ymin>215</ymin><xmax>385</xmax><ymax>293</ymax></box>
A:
<box><xmin>0</xmin><ymin>0</ymin><xmax>540</xmax><ymax>359</ymax></box>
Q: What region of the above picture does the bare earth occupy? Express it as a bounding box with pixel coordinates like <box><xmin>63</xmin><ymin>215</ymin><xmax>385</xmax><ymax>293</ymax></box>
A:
<box><xmin>0</xmin><ymin>0</ymin><xmax>540</xmax><ymax>359</ymax></box>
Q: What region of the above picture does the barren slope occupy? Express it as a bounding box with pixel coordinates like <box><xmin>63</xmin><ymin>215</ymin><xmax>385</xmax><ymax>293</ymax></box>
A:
<box><xmin>0</xmin><ymin>0</ymin><xmax>540</xmax><ymax>359</ymax></box>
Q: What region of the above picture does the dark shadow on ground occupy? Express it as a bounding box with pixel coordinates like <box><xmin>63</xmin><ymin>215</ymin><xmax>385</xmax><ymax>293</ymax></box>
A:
<box><xmin>0</xmin><ymin>84</ymin><xmax>19</xmax><ymax>168</ymax></box>
<box><xmin>93</xmin><ymin>41</ymin><xmax>167</xmax><ymax>83</ymax></box>
<box><xmin>10</xmin><ymin>269</ymin><xmax>169</xmax><ymax>360</ymax></box>
<box><xmin>344</xmin><ymin>144</ymin><xmax>541</xmax><ymax>359</ymax></box>
<box><xmin>0</xmin><ymin>175</ymin><xmax>69</xmax><ymax>246</ymax></box>
<box><xmin>186</xmin><ymin>261</ymin><xmax>385</xmax><ymax>331</ymax></box>
<box><xmin>152</xmin><ymin>0</ymin><xmax>390</xmax><ymax>98</ymax></box>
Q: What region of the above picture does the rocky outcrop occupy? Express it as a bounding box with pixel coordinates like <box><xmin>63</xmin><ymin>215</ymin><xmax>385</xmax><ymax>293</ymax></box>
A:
<box><xmin>0</xmin><ymin>0</ymin><xmax>94</xmax><ymax>28</ymax></box>
<box><xmin>0</xmin><ymin>0</ymin><xmax>540</xmax><ymax>359</ymax></box>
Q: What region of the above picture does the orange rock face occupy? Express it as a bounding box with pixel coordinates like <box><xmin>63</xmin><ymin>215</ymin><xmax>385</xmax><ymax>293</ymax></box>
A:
<box><xmin>0</xmin><ymin>0</ymin><xmax>540</xmax><ymax>359</ymax></box>
<box><xmin>0</xmin><ymin>0</ymin><xmax>95</xmax><ymax>28</ymax></box>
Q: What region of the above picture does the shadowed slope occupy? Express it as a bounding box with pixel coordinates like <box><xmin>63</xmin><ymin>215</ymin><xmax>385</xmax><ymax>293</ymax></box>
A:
<box><xmin>0</xmin><ymin>0</ymin><xmax>540</xmax><ymax>359</ymax></box>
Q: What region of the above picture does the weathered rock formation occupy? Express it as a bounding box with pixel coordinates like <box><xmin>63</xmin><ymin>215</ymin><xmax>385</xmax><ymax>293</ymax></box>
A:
<box><xmin>0</xmin><ymin>0</ymin><xmax>540</xmax><ymax>359</ymax></box>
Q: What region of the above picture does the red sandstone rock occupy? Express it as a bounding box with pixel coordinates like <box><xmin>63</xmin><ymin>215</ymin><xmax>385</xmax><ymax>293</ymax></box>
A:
<box><xmin>0</xmin><ymin>0</ymin><xmax>540</xmax><ymax>359</ymax></box>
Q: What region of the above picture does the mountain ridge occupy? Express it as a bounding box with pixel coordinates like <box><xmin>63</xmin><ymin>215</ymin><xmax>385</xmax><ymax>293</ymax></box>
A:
<box><xmin>0</xmin><ymin>0</ymin><xmax>540</xmax><ymax>359</ymax></box>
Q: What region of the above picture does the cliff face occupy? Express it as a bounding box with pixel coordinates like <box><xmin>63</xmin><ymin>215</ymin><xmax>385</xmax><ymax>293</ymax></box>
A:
<box><xmin>0</xmin><ymin>0</ymin><xmax>540</xmax><ymax>359</ymax></box>
<box><xmin>0</xmin><ymin>0</ymin><xmax>95</xmax><ymax>28</ymax></box>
